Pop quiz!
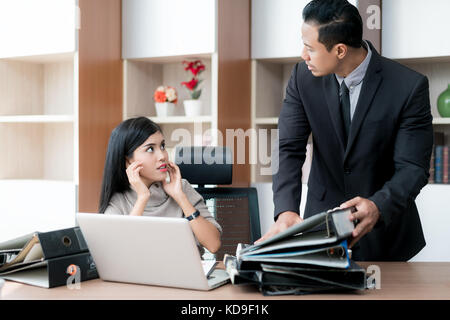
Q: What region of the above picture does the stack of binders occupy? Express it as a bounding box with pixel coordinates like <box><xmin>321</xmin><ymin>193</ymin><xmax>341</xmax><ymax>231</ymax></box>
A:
<box><xmin>0</xmin><ymin>227</ymin><xmax>98</xmax><ymax>288</ymax></box>
<box><xmin>224</xmin><ymin>207</ymin><xmax>367</xmax><ymax>296</ymax></box>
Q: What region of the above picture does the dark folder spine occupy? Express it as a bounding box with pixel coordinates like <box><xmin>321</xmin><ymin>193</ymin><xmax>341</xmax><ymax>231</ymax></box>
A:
<box><xmin>47</xmin><ymin>251</ymin><xmax>99</xmax><ymax>288</ymax></box>
<box><xmin>38</xmin><ymin>227</ymin><xmax>89</xmax><ymax>260</ymax></box>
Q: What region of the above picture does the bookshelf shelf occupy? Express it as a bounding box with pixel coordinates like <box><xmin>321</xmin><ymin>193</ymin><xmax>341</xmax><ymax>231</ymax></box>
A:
<box><xmin>0</xmin><ymin>115</ymin><xmax>74</xmax><ymax>123</ymax></box>
<box><xmin>0</xmin><ymin>52</ymin><xmax>76</xmax><ymax>181</ymax></box>
<box><xmin>433</xmin><ymin>118</ymin><xmax>450</xmax><ymax>125</ymax></box>
<box><xmin>148</xmin><ymin>115</ymin><xmax>212</xmax><ymax>124</ymax></box>
<box><xmin>2</xmin><ymin>52</ymin><xmax>75</xmax><ymax>63</ymax></box>
<box><xmin>254</xmin><ymin>117</ymin><xmax>279</xmax><ymax>125</ymax></box>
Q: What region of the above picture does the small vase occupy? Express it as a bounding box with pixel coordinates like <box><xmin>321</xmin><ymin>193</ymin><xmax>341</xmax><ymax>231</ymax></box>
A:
<box><xmin>183</xmin><ymin>99</ymin><xmax>203</xmax><ymax>117</ymax></box>
<box><xmin>155</xmin><ymin>102</ymin><xmax>175</xmax><ymax>117</ymax></box>
<box><xmin>437</xmin><ymin>84</ymin><xmax>450</xmax><ymax>117</ymax></box>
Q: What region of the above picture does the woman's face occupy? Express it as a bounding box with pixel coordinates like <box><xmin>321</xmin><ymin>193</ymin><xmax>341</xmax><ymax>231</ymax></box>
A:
<box><xmin>127</xmin><ymin>131</ymin><xmax>169</xmax><ymax>186</ymax></box>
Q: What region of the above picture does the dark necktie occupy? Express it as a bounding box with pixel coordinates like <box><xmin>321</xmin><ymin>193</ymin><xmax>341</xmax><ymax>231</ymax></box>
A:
<box><xmin>340</xmin><ymin>81</ymin><xmax>351</xmax><ymax>144</ymax></box>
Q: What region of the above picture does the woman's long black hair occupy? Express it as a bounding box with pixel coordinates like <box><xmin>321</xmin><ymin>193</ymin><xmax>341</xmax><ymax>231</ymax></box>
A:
<box><xmin>98</xmin><ymin>117</ymin><xmax>162</xmax><ymax>213</ymax></box>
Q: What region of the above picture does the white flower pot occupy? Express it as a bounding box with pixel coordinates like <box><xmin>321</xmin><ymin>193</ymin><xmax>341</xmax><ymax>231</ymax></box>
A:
<box><xmin>155</xmin><ymin>102</ymin><xmax>175</xmax><ymax>117</ymax></box>
<box><xmin>183</xmin><ymin>100</ymin><xmax>203</xmax><ymax>117</ymax></box>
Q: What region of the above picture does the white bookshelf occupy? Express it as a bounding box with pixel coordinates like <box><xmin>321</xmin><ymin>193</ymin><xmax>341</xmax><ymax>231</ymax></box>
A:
<box><xmin>122</xmin><ymin>0</ymin><xmax>220</xmax><ymax>150</ymax></box>
<box><xmin>380</xmin><ymin>0</ymin><xmax>450</xmax><ymax>138</ymax></box>
<box><xmin>0</xmin><ymin>52</ymin><xmax>77</xmax><ymax>181</ymax></box>
<box><xmin>123</xmin><ymin>54</ymin><xmax>218</xmax><ymax>149</ymax></box>
<box><xmin>0</xmin><ymin>0</ymin><xmax>79</xmax><ymax>239</ymax></box>
<box><xmin>250</xmin><ymin>58</ymin><xmax>311</xmax><ymax>183</ymax></box>
<box><xmin>123</xmin><ymin>56</ymin><xmax>215</xmax><ymax>118</ymax></box>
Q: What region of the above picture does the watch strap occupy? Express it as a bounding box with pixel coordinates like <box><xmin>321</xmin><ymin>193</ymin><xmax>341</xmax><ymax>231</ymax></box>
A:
<box><xmin>186</xmin><ymin>210</ymin><xmax>200</xmax><ymax>221</ymax></box>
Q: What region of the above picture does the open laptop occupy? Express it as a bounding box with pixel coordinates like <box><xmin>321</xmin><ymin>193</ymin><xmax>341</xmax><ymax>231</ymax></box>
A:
<box><xmin>76</xmin><ymin>213</ymin><xmax>230</xmax><ymax>291</ymax></box>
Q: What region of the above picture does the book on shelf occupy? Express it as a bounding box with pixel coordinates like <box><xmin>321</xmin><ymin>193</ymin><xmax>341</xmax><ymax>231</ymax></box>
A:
<box><xmin>430</xmin><ymin>131</ymin><xmax>450</xmax><ymax>185</ymax></box>
<box><xmin>429</xmin><ymin>147</ymin><xmax>435</xmax><ymax>184</ymax></box>
<box><xmin>435</xmin><ymin>145</ymin><xmax>443</xmax><ymax>183</ymax></box>
<box><xmin>443</xmin><ymin>146</ymin><xmax>449</xmax><ymax>184</ymax></box>
<box><xmin>223</xmin><ymin>207</ymin><xmax>368</xmax><ymax>296</ymax></box>
<box><xmin>434</xmin><ymin>145</ymin><xmax>450</xmax><ymax>184</ymax></box>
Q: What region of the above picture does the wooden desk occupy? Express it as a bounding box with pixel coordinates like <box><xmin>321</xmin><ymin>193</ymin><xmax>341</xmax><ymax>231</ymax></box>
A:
<box><xmin>1</xmin><ymin>262</ymin><xmax>450</xmax><ymax>300</ymax></box>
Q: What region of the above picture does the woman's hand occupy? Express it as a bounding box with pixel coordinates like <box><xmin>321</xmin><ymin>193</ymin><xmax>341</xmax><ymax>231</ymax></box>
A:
<box><xmin>162</xmin><ymin>161</ymin><xmax>184</xmax><ymax>202</ymax></box>
<box><xmin>162</xmin><ymin>161</ymin><xmax>221</xmax><ymax>253</ymax></box>
<box><xmin>126</xmin><ymin>160</ymin><xmax>150</xmax><ymax>200</ymax></box>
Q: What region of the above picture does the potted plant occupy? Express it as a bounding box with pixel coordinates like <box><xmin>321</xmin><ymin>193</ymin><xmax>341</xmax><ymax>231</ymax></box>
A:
<box><xmin>437</xmin><ymin>84</ymin><xmax>450</xmax><ymax>117</ymax></box>
<box><xmin>153</xmin><ymin>86</ymin><xmax>178</xmax><ymax>117</ymax></box>
<box><xmin>181</xmin><ymin>60</ymin><xmax>205</xmax><ymax>116</ymax></box>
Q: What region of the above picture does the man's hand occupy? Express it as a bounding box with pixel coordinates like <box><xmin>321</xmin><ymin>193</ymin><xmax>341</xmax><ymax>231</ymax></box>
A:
<box><xmin>254</xmin><ymin>211</ymin><xmax>303</xmax><ymax>244</ymax></box>
<box><xmin>340</xmin><ymin>196</ymin><xmax>380</xmax><ymax>248</ymax></box>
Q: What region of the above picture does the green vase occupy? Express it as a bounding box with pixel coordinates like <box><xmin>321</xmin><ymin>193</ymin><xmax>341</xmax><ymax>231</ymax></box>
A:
<box><xmin>437</xmin><ymin>84</ymin><xmax>450</xmax><ymax>117</ymax></box>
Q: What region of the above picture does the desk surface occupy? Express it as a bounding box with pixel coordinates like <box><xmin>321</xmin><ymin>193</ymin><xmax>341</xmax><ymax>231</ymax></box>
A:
<box><xmin>2</xmin><ymin>262</ymin><xmax>450</xmax><ymax>300</ymax></box>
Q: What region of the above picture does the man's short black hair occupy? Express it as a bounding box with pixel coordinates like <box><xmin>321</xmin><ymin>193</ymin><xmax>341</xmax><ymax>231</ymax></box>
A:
<box><xmin>303</xmin><ymin>0</ymin><xmax>363</xmax><ymax>51</ymax></box>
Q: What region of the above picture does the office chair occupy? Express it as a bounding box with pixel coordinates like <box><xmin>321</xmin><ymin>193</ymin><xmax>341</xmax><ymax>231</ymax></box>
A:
<box><xmin>175</xmin><ymin>146</ymin><xmax>261</xmax><ymax>261</ymax></box>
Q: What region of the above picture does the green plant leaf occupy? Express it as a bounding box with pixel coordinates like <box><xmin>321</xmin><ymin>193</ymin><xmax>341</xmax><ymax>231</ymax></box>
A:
<box><xmin>193</xmin><ymin>79</ymin><xmax>203</xmax><ymax>90</ymax></box>
<box><xmin>191</xmin><ymin>89</ymin><xmax>202</xmax><ymax>100</ymax></box>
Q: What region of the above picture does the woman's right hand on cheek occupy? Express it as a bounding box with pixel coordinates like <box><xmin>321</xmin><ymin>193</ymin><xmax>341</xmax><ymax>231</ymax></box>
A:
<box><xmin>126</xmin><ymin>160</ymin><xmax>150</xmax><ymax>199</ymax></box>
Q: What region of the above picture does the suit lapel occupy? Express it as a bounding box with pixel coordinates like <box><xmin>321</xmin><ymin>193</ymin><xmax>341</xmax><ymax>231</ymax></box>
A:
<box><xmin>344</xmin><ymin>42</ymin><xmax>383</xmax><ymax>161</ymax></box>
<box><xmin>323</xmin><ymin>74</ymin><xmax>346</xmax><ymax>152</ymax></box>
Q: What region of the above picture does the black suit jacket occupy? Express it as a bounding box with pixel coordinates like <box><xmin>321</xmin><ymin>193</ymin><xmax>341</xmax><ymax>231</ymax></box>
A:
<box><xmin>273</xmin><ymin>41</ymin><xmax>433</xmax><ymax>261</ymax></box>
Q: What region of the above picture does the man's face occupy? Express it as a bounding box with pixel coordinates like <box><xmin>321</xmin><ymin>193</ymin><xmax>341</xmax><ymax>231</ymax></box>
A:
<box><xmin>301</xmin><ymin>22</ymin><xmax>340</xmax><ymax>77</ymax></box>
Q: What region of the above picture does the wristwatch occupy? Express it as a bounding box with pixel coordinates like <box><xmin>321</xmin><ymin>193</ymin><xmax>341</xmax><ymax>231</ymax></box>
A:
<box><xmin>185</xmin><ymin>210</ymin><xmax>200</xmax><ymax>221</ymax></box>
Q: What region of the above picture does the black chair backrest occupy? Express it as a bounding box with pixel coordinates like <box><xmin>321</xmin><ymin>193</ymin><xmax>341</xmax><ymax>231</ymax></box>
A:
<box><xmin>175</xmin><ymin>146</ymin><xmax>232</xmax><ymax>187</ymax></box>
<box><xmin>175</xmin><ymin>146</ymin><xmax>261</xmax><ymax>260</ymax></box>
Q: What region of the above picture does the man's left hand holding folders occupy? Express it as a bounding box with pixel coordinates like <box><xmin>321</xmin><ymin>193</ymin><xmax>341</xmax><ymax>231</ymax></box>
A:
<box><xmin>254</xmin><ymin>211</ymin><xmax>303</xmax><ymax>245</ymax></box>
<box><xmin>339</xmin><ymin>196</ymin><xmax>381</xmax><ymax>248</ymax></box>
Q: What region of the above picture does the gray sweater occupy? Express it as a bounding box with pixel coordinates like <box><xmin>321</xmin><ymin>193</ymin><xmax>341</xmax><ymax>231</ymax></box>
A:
<box><xmin>105</xmin><ymin>179</ymin><xmax>222</xmax><ymax>255</ymax></box>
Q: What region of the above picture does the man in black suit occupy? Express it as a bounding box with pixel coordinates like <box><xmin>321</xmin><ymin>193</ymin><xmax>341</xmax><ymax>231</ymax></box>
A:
<box><xmin>256</xmin><ymin>0</ymin><xmax>433</xmax><ymax>261</ymax></box>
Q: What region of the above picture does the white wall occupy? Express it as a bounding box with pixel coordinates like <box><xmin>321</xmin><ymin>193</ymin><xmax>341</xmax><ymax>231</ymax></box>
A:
<box><xmin>410</xmin><ymin>184</ymin><xmax>450</xmax><ymax>262</ymax></box>
<box><xmin>253</xmin><ymin>183</ymin><xmax>450</xmax><ymax>262</ymax></box>
<box><xmin>0</xmin><ymin>180</ymin><xmax>76</xmax><ymax>242</ymax></box>
<box><xmin>252</xmin><ymin>183</ymin><xmax>308</xmax><ymax>236</ymax></box>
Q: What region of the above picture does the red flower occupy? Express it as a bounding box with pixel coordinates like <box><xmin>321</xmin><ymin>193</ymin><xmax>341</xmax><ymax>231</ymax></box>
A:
<box><xmin>183</xmin><ymin>60</ymin><xmax>205</xmax><ymax>76</ymax></box>
<box><xmin>182</xmin><ymin>61</ymin><xmax>194</xmax><ymax>71</ymax></box>
<box><xmin>191</xmin><ymin>64</ymin><xmax>205</xmax><ymax>76</ymax></box>
<box><xmin>154</xmin><ymin>90</ymin><xmax>167</xmax><ymax>102</ymax></box>
<box><xmin>181</xmin><ymin>78</ymin><xmax>198</xmax><ymax>91</ymax></box>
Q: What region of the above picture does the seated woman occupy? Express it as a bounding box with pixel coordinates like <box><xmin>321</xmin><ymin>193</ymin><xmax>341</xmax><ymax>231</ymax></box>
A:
<box><xmin>98</xmin><ymin>117</ymin><xmax>221</xmax><ymax>254</ymax></box>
